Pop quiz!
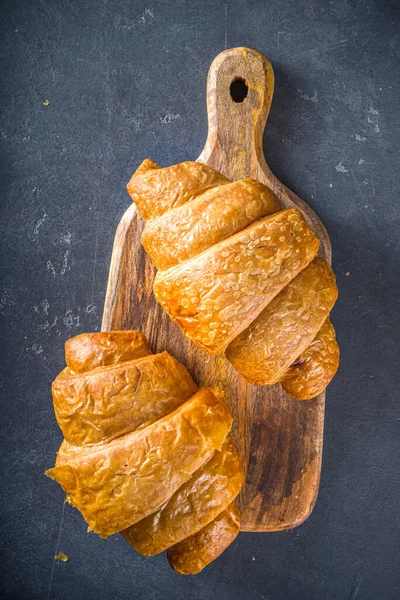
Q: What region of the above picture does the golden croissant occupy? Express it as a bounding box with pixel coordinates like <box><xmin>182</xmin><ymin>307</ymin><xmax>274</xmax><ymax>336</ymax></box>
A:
<box><xmin>46</xmin><ymin>330</ymin><xmax>243</xmax><ymax>574</ymax></box>
<box><xmin>127</xmin><ymin>160</ymin><xmax>340</xmax><ymax>400</ymax></box>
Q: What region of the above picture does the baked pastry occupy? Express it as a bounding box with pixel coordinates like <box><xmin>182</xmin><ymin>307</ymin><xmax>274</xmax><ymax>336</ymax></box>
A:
<box><xmin>225</xmin><ymin>256</ymin><xmax>339</xmax><ymax>397</ymax></box>
<box><xmin>279</xmin><ymin>317</ymin><xmax>339</xmax><ymax>400</ymax></box>
<box><xmin>127</xmin><ymin>159</ymin><xmax>339</xmax><ymax>399</ymax></box>
<box><xmin>52</xmin><ymin>350</ymin><xmax>198</xmax><ymax>446</ymax></box>
<box><xmin>153</xmin><ymin>208</ymin><xmax>320</xmax><ymax>355</ymax></box>
<box><xmin>46</xmin><ymin>330</ymin><xmax>243</xmax><ymax>573</ymax></box>
<box><xmin>127</xmin><ymin>159</ymin><xmax>229</xmax><ymax>221</ymax></box>
<box><xmin>122</xmin><ymin>433</ymin><xmax>242</xmax><ymax>555</ymax></box>
<box><xmin>167</xmin><ymin>502</ymin><xmax>241</xmax><ymax>575</ymax></box>
<box><xmin>141</xmin><ymin>177</ymin><xmax>281</xmax><ymax>270</ymax></box>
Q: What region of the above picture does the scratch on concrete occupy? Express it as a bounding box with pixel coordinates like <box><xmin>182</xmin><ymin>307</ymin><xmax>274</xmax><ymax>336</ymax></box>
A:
<box><xmin>60</xmin><ymin>232</ymin><xmax>72</xmax><ymax>245</ymax></box>
<box><xmin>138</xmin><ymin>8</ymin><xmax>154</xmax><ymax>25</ymax></box>
<box><xmin>291</xmin><ymin>39</ymin><xmax>349</xmax><ymax>63</ymax></box>
<box><xmin>366</xmin><ymin>106</ymin><xmax>380</xmax><ymax>133</ymax></box>
<box><xmin>335</xmin><ymin>161</ymin><xmax>349</xmax><ymax>173</ymax></box>
<box><xmin>297</xmin><ymin>89</ymin><xmax>318</xmax><ymax>103</ymax></box>
<box><xmin>41</xmin><ymin>299</ymin><xmax>50</xmax><ymax>316</ymax></box>
<box><xmin>30</xmin><ymin>343</ymin><xmax>43</xmax><ymax>354</ymax></box>
<box><xmin>160</xmin><ymin>113</ymin><xmax>180</xmax><ymax>124</ymax></box>
<box><xmin>46</xmin><ymin>503</ymin><xmax>66</xmax><ymax>600</ymax></box>
<box><xmin>351</xmin><ymin>575</ymin><xmax>364</xmax><ymax>599</ymax></box>
<box><xmin>63</xmin><ymin>309</ymin><xmax>80</xmax><ymax>329</ymax></box>
<box><xmin>33</xmin><ymin>212</ymin><xmax>47</xmax><ymax>235</ymax></box>
<box><xmin>60</xmin><ymin>250</ymin><xmax>70</xmax><ymax>275</ymax></box>
<box><xmin>38</xmin><ymin>316</ymin><xmax>58</xmax><ymax>332</ymax></box>
<box><xmin>46</xmin><ymin>261</ymin><xmax>56</xmax><ymax>276</ymax></box>
<box><xmin>46</xmin><ymin>250</ymin><xmax>70</xmax><ymax>276</ymax></box>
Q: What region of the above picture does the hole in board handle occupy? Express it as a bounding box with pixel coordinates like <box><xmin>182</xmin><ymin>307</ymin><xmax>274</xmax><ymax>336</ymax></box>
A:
<box><xmin>230</xmin><ymin>78</ymin><xmax>248</xmax><ymax>103</ymax></box>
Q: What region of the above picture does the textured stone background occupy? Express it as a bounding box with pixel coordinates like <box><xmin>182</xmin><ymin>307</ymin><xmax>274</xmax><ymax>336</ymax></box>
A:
<box><xmin>0</xmin><ymin>0</ymin><xmax>399</xmax><ymax>598</ymax></box>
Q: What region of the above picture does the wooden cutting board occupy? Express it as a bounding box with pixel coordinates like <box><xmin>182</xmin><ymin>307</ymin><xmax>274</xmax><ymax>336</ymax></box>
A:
<box><xmin>102</xmin><ymin>47</ymin><xmax>331</xmax><ymax>532</ymax></box>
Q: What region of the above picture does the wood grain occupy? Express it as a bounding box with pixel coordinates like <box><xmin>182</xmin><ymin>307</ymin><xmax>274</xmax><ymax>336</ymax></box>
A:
<box><xmin>102</xmin><ymin>47</ymin><xmax>331</xmax><ymax>532</ymax></box>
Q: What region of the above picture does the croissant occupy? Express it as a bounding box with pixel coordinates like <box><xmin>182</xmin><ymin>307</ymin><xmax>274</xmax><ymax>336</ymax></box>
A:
<box><xmin>45</xmin><ymin>330</ymin><xmax>243</xmax><ymax>574</ymax></box>
<box><xmin>127</xmin><ymin>160</ymin><xmax>340</xmax><ymax>400</ymax></box>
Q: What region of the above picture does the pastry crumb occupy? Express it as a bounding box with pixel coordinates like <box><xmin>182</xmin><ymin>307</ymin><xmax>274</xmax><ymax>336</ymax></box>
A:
<box><xmin>54</xmin><ymin>552</ymin><xmax>69</xmax><ymax>562</ymax></box>
<box><xmin>345</xmin><ymin>272</ymin><xmax>350</xmax><ymax>276</ymax></box>
<box><xmin>43</xmin><ymin>99</ymin><xmax>51</xmax><ymax>106</ymax></box>
<box><xmin>252</xmin><ymin>556</ymin><xmax>256</xmax><ymax>561</ymax></box>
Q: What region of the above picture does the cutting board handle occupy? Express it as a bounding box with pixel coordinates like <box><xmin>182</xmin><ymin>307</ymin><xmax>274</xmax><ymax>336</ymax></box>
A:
<box><xmin>197</xmin><ymin>46</ymin><xmax>332</xmax><ymax>262</ymax></box>
<box><xmin>197</xmin><ymin>47</ymin><xmax>275</xmax><ymax>181</ymax></box>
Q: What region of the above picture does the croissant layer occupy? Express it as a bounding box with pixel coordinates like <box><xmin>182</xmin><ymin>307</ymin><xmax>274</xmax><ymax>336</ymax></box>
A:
<box><xmin>53</xmin><ymin>351</ymin><xmax>198</xmax><ymax>446</ymax></box>
<box><xmin>127</xmin><ymin>159</ymin><xmax>229</xmax><ymax>220</ymax></box>
<box><xmin>167</xmin><ymin>502</ymin><xmax>241</xmax><ymax>575</ymax></box>
<box><xmin>46</xmin><ymin>387</ymin><xmax>232</xmax><ymax>538</ymax></box>
<box><xmin>154</xmin><ymin>209</ymin><xmax>320</xmax><ymax>355</ymax></box>
<box><xmin>142</xmin><ymin>178</ymin><xmax>281</xmax><ymax>270</ymax></box>
<box><xmin>226</xmin><ymin>256</ymin><xmax>338</xmax><ymax>386</ymax></box>
<box><xmin>281</xmin><ymin>318</ymin><xmax>340</xmax><ymax>400</ymax></box>
<box><xmin>65</xmin><ymin>330</ymin><xmax>151</xmax><ymax>373</ymax></box>
<box><xmin>122</xmin><ymin>434</ymin><xmax>243</xmax><ymax>555</ymax></box>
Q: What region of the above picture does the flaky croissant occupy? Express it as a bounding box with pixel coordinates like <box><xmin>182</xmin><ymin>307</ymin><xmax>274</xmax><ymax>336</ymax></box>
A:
<box><xmin>46</xmin><ymin>330</ymin><xmax>243</xmax><ymax>574</ymax></box>
<box><xmin>127</xmin><ymin>160</ymin><xmax>340</xmax><ymax>400</ymax></box>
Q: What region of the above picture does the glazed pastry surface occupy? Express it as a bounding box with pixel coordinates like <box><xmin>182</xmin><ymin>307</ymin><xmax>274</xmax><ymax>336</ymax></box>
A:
<box><xmin>122</xmin><ymin>434</ymin><xmax>243</xmax><ymax>555</ymax></box>
<box><xmin>142</xmin><ymin>178</ymin><xmax>281</xmax><ymax>270</ymax></box>
<box><xmin>46</xmin><ymin>330</ymin><xmax>242</xmax><ymax>572</ymax></box>
<box><xmin>153</xmin><ymin>209</ymin><xmax>320</xmax><ymax>355</ymax></box>
<box><xmin>127</xmin><ymin>159</ymin><xmax>339</xmax><ymax>399</ymax></box>
<box><xmin>53</xmin><ymin>351</ymin><xmax>198</xmax><ymax>446</ymax></box>
<box><xmin>225</xmin><ymin>257</ymin><xmax>338</xmax><ymax>386</ymax></box>
<box><xmin>281</xmin><ymin>318</ymin><xmax>340</xmax><ymax>400</ymax></box>
<box><xmin>167</xmin><ymin>502</ymin><xmax>241</xmax><ymax>575</ymax></box>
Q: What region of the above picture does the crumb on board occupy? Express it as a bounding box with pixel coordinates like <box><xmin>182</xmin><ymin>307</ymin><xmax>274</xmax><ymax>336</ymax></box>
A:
<box><xmin>114</xmin><ymin>537</ymin><xmax>119</xmax><ymax>542</ymax></box>
<box><xmin>252</xmin><ymin>556</ymin><xmax>256</xmax><ymax>561</ymax></box>
<box><xmin>43</xmin><ymin>99</ymin><xmax>51</xmax><ymax>106</ymax></box>
<box><xmin>54</xmin><ymin>552</ymin><xmax>69</xmax><ymax>562</ymax></box>
<box><xmin>346</xmin><ymin>272</ymin><xmax>350</xmax><ymax>276</ymax></box>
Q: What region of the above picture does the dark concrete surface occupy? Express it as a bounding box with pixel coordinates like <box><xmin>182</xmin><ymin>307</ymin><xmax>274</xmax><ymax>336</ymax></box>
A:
<box><xmin>1</xmin><ymin>1</ymin><xmax>399</xmax><ymax>598</ymax></box>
